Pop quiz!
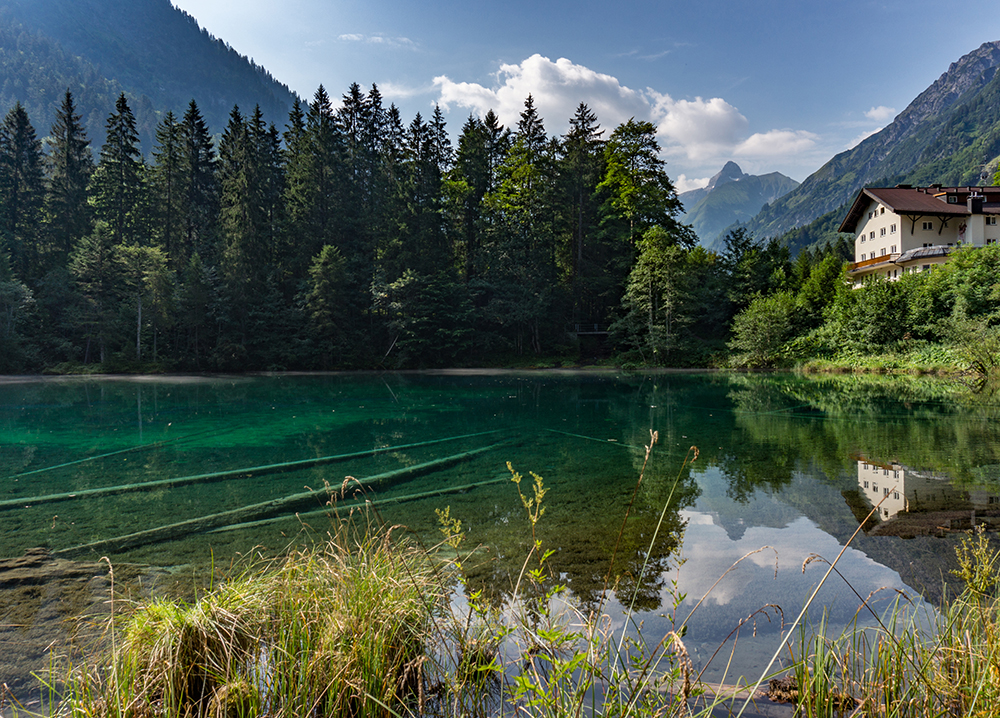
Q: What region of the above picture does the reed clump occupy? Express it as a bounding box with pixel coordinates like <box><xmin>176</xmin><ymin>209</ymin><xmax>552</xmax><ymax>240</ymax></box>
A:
<box><xmin>51</xmin><ymin>523</ymin><xmax>440</xmax><ymax>718</ymax></box>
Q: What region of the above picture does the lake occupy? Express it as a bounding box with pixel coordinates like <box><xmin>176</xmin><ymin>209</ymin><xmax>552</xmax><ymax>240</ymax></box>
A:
<box><xmin>1</xmin><ymin>370</ymin><xmax>997</xmax><ymax>704</ymax></box>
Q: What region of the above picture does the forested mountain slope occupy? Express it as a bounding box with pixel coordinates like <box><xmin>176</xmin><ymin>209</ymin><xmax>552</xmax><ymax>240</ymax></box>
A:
<box><xmin>742</xmin><ymin>40</ymin><xmax>1000</xmax><ymax>245</ymax></box>
<box><xmin>0</xmin><ymin>0</ymin><xmax>296</xmax><ymax>150</ymax></box>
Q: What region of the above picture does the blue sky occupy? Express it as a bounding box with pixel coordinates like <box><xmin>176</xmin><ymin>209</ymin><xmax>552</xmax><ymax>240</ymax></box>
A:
<box><xmin>170</xmin><ymin>0</ymin><xmax>1000</xmax><ymax>191</ymax></box>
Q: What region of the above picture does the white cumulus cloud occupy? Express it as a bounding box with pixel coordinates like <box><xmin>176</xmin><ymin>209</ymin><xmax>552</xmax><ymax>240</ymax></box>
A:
<box><xmin>648</xmin><ymin>91</ymin><xmax>749</xmax><ymax>161</ymax></box>
<box><xmin>675</xmin><ymin>174</ymin><xmax>712</xmax><ymax>193</ymax></box>
<box><xmin>434</xmin><ymin>54</ymin><xmax>647</xmax><ymax>133</ymax></box>
<box><xmin>865</xmin><ymin>105</ymin><xmax>896</xmax><ymax>122</ymax></box>
<box><xmin>735</xmin><ymin>129</ymin><xmax>819</xmax><ymax>158</ymax></box>
<box><xmin>433</xmin><ymin>54</ymin><xmax>821</xmax><ymax>176</ymax></box>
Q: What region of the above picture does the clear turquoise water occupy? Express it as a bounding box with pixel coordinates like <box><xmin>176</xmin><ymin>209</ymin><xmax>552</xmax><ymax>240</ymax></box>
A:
<box><xmin>2</xmin><ymin>370</ymin><xmax>998</xmax><ymax>692</ymax></box>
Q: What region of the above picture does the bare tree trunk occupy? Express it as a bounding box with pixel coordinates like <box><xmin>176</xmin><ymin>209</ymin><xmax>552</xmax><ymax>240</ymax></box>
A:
<box><xmin>135</xmin><ymin>292</ymin><xmax>142</xmax><ymax>361</ymax></box>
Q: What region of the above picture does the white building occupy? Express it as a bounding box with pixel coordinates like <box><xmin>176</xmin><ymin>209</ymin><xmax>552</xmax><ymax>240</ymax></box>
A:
<box><xmin>839</xmin><ymin>185</ymin><xmax>1000</xmax><ymax>285</ymax></box>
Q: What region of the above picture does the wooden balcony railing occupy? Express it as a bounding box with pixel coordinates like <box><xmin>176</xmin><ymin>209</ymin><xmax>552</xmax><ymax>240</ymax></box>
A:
<box><xmin>848</xmin><ymin>253</ymin><xmax>900</xmax><ymax>273</ymax></box>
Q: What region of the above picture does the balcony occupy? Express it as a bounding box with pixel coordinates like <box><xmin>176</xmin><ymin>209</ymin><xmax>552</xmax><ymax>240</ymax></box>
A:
<box><xmin>848</xmin><ymin>253</ymin><xmax>900</xmax><ymax>274</ymax></box>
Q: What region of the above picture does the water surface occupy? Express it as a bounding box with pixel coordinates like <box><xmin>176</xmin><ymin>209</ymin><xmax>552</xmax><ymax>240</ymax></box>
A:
<box><xmin>1</xmin><ymin>371</ymin><xmax>997</xmax><ymax>700</ymax></box>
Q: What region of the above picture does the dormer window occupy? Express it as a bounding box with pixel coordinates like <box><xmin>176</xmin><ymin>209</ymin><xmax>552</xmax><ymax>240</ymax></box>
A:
<box><xmin>947</xmin><ymin>195</ymin><xmax>958</xmax><ymax>204</ymax></box>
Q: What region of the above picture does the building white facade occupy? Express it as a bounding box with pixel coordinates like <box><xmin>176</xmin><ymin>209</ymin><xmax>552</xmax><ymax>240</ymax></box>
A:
<box><xmin>839</xmin><ymin>186</ymin><xmax>1000</xmax><ymax>285</ymax></box>
<box><xmin>854</xmin><ymin>459</ymin><xmax>1000</xmax><ymax>529</ymax></box>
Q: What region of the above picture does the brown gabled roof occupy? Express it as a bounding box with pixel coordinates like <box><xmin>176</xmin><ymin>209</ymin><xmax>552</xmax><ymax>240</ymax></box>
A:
<box><xmin>839</xmin><ymin>187</ymin><xmax>974</xmax><ymax>233</ymax></box>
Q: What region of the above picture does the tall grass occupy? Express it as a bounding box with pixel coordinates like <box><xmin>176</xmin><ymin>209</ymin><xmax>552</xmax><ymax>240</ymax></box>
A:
<box><xmin>786</xmin><ymin>526</ymin><xmax>1000</xmax><ymax>717</ymax></box>
<box><xmin>19</xmin><ymin>441</ymin><xmax>1000</xmax><ymax>718</ymax></box>
<box><xmin>44</xmin><ymin>518</ymin><xmax>440</xmax><ymax>718</ymax></box>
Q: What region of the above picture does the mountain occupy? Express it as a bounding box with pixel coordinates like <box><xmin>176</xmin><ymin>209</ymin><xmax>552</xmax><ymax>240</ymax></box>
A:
<box><xmin>679</xmin><ymin>161</ymin><xmax>799</xmax><ymax>249</ymax></box>
<box><xmin>0</xmin><ymin>0</ymin><xmax>297</xmax><ymax>151</ymax></box>
<box><xmin>741</xmin><ymin>40</ymin><xmax>1000</xmax><ymax>248</ymax></box>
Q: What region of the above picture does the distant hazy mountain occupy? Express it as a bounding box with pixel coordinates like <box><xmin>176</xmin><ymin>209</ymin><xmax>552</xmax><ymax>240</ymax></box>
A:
<box><xmin>741</xmin><ymin>40</ymin><xmax>1000</xmax><ymax>250</ymax></box>
<box><xmin>679</xmin><ymin>161</ymin><xmax>799</xmax><ymax>249</ymax></box>
<box><xmin>0</xmin><ymin>0</ymin><xmax>297</xmax><ymax>151</ymax></box>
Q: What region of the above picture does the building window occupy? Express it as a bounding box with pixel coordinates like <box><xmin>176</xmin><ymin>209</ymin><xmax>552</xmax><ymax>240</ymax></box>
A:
<box><xmin>922</xmin><ymin>264</ymin><xmax>931</xmax><ymax>271</ymax></box>
<box><xmin>880</xmin><ymin>207</ymin><xmax>885</xmax><ymax>215</ymax></box>
<box><xmin>948</xmin><ymin>195</ymin><xmax>958</xmax><ymax>204</ymax></box>
<box><xmin>988</xmin><ymin>217</ymin><xmax>997</xmax><ymax>226</ymax></box>
<box><xmin>922</xmin><ymin>221</ymin><xmax>933</xmax><ymax>230</ymax></box>
<box><xmin>880</xmin><ymin>227</ymin><xmax>886</xmax><ymax>237</ymax></box>
<box><xmin>893</xmin><ymin>492</ymin><xmax>899</xmax><ymax>500</ymax></box>
<box><xmin>860</xmin><ymin>234</ymin><xmax>865</xmax><ymax>242</ymax></box>
<box><xmin>881</xmin><ymin>248</ymin><xmax>887</xmax><ymax>256</ymax></box>
<box><xmin>890</xmin><ymin>223</ymin><xmax>897</xmax><ymax>233</ymax></box>
<box><xmin>870</xmin><ymin>231</ymin><xmax>876</xmax><ymax>239</ymax></box>
<box><xmin>868</xmin><ymin>211</ymin><xmax>873</xmax><ymax>219</ymax></box>
<box><xmin>890</xmin><ymin>245</ymin><xmax>896</xmax><ymax>253</ymax></box>
<box><xmin>884</xmin><ymin>487</ymin><xmax>890</xmax><ymax>496</ymax></box>
<box><xmin>863</xmin><ymin>481</ymin><xmax>869</xmax><ymax>488</ymax></box>
<box><xmin>988</xmin><ymin>238</ymin><xmax>998</xmax><ymax>245</ymax></box>
<box><xmin>922</xmin><ymin>243</ymin><xmax>932</xmax><ymax>248</ymax></box>
<box><xmin>873</xmin><ymin>483</ymin><xmax>878</xmax><ymax>492</ymax></box>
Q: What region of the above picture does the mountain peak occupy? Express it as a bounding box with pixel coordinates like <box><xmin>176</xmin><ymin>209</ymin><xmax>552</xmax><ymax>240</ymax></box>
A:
<box><xmin>706</xmin><ymin>161</ymin><xmax>748</xmax><ymax>191</ymax></box>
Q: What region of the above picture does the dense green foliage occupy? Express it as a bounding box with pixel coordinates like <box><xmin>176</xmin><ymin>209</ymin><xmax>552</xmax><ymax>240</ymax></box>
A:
<box><xmin>2</xmin><ymin>87</ymin><xmax>745</xmax><ymax>372</ymax></box>
<box><xmin>729</xmin><ymin>242</ymin><xmax>1000</xmax><ymax>371</ymax></box>
<box><xmin>4</xmin><ymin>73</ymin><xmax>996</xmax><ymax>373</ymax></box>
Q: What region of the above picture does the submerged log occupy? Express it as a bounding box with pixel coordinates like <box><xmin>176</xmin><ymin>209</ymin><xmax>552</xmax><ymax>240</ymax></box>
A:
<box><xmin>0</xmin><ymin>430</ymin><xmax>501</xmax><ymax>512</ymax></box>
<box><xmin>56</xmin><ymin>442</ymin><xmax>506</xmax><ymax>557</ymax></box>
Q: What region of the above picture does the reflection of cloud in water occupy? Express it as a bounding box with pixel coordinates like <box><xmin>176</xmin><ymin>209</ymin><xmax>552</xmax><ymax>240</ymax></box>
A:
<box><xmin>632</xmin><ymin>510</ymin><xmax>934</xmax><ymax>682</ymax></box>
<box><xmin>675</xmin><ymin>513</ymin><xmax>896</xmax><ymax>609</ymax></box>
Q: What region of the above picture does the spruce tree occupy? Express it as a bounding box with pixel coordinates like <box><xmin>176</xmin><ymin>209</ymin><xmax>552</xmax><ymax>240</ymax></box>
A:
<box><xmin>180</xmin><ymin>100</ymin><xmax>218</xmax><ymax>264</ymax></box>
<box><xmin>450</xmin><ymin>115</ymin><xmax>489</xmax><ymax>280</ymax></box>
<box><xmin>89</xmin><ymin>94</ymin><xmax>146</xmax><ymax>246</ymax></box>
<box><xmin>560</xmin><ymin>103</ymin><xmax>605</xmax><ymax>321</ymax></box>
<box><xmin>598</xmin><ymin>118</ymin><xmax>687</xmax><ymax>247</ymax></box>
<box><xmin>480</xmin><ymin>96</ymin><xmax>558</xmax><ymax>354</ymax></box>
<box><xmin>45</xmin><ymin>90</ymin><xmax>94</xmax><ymax>266</ymax></box>
<box><xmin>70</xmin><ymin>222</ymin><xmax>119</xmax><ymax>363</ymax></box>
<box><xmin>0</xmin><ymin>102</ymin><xmax>45</xmax><ymax>282</ymax></box>
<box><xmin>151</xmin><ymin>111</ymin><xmax>185</xmax><ymax>266</ymax></box>
<box><xmin>218</xmin><ymin>105</ymin><xmax>266</xmax><ymax>296</ymax></box>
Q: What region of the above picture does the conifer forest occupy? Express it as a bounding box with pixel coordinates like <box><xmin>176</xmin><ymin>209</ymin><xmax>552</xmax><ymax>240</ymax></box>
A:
<box><xmin>0</xmin><ymin>84</ymin><xmax>847</xmax><ymax>372</ymax></box>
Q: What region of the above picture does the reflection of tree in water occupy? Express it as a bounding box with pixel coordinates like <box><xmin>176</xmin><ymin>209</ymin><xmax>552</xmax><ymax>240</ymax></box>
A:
<box><xmin>726</xmin><ymin>373</ymin><xmax>1000</xmax><ymax>489</ymax></box>
<box><xmin>462</xmin><ymin>378</ymin><xmax>700</xmax><ymax>614</ymax></box>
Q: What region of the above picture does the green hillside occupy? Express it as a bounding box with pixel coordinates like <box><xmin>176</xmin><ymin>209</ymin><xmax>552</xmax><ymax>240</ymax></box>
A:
<box><xmin>0</xmin><ymin>0</ymin><xmax>297</xmax><ymax>150</ymax></box>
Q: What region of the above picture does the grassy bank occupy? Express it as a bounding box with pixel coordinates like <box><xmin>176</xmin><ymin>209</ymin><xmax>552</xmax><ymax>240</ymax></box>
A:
<box><xmin>5</xmin><ymin>448</ymin><xmax>1000</xmax><ymax>718</ymax></box>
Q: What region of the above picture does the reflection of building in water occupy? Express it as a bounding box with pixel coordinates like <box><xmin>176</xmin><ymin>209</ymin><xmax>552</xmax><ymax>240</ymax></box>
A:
<box><xmin>852</xmin><ymin>458</ymin><xmax>1000</xmax><ymax>536</ymax></box>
